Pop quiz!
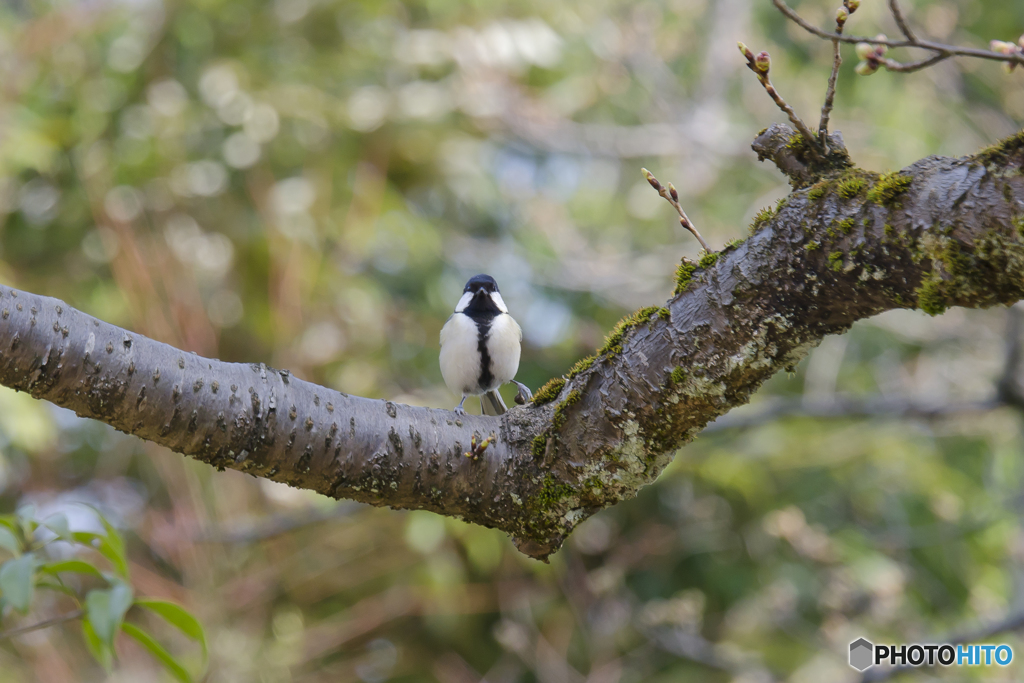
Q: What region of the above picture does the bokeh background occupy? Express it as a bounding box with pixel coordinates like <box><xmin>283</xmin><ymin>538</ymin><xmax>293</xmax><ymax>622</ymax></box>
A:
<box><xmin>1</xmin><ymin>0</ymin><xmax>1024</xmax><ymax>680</ymax></box>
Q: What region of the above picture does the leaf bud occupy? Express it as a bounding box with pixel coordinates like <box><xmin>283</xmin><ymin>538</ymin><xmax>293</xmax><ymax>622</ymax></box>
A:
<box><xmin>754</xmin><ymin>51</ymin><xmax>771</xmax><ymax>73</ymax></box>
<box><xmin>641</xmin><ymin>168</ymin><xmax>661</xmax><ymax>191</ymax></box>
<box><xmin>855</xmin><ymin>60</ymin><xmax>879</xmax><ymax>76</ymax></box>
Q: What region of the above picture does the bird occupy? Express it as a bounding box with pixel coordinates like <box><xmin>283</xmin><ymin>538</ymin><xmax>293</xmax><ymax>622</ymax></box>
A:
<box><xmin>439</xmin><ymin>274</ymin><xmax>532</xmax><ymax>415</ymax></box>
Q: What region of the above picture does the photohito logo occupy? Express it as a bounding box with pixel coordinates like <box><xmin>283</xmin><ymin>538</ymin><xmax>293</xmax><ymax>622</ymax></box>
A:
<box><xmin>849</xmin><ymin>638</ymin><xmax>1013</xmax><ymax>671</ymax></box>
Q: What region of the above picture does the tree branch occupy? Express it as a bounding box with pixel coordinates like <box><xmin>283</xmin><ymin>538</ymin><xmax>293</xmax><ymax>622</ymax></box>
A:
<box><xmin>1</xmin><ymin>129</ymin><xmax>1023</xmax><ymax>560</ymax></box>
<box><xmin>0</xmin><ymin>610</ymin><xmax>85</xmax><ymax>641</ymax></box>
<box><xmin>772</xmin><ymin>0</ymin><xmax>1024</xmax><ymax>68</ymax></box>
<box><xmin>887</xmin><ymin>0</ymin><xmax>918</xmax><ymax>43</ymax></box>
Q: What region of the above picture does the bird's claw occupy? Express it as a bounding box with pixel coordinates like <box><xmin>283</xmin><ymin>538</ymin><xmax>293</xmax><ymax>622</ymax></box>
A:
<box><xmin>512</xmin><ymin>380</ymin><xmax>533</xmax><ymax>405</ymax></box>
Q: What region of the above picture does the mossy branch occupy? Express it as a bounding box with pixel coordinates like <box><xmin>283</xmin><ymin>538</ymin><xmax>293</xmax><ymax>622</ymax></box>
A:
<box><xmin>0</xmin><ymin>131</ymin><xmax>1023</xmax><ymax>561</ymax></box>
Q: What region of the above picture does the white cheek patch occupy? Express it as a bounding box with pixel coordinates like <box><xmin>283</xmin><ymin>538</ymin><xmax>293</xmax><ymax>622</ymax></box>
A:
<box><xmin>490</xmin><ymin>292</ymin><xmax>509</xmax><ymax>313</ymax></box>
<box><xmin>454</xmin><ymin>292</ymin><xmax>473</xmax><ymax>313</ymax></box>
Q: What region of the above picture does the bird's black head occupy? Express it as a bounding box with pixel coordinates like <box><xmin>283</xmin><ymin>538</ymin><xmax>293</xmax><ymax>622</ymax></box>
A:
<box><xmin>464</xmin><ymin>274</ymin><xmax>499</xmax><ymax>295</ymax></box>
<box><xmin>457</xmin><ymin>273</ymin><xmax>506</xmax><ymax>317</ymax></box>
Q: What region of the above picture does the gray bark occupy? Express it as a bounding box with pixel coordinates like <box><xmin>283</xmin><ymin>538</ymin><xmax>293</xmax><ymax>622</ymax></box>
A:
<box><xmin>1</xmin><ymin>126</ymin><xmax>1022</xmax><ymax>560</ymax></box>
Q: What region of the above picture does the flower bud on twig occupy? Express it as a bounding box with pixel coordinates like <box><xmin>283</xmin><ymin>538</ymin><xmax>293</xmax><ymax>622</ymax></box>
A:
<box><xmin>855</xmin><ymin>61</ymin><xmax>879</xmax><ymax>76</ymax></box>
<box><xmin>642</xmin><ymin>168</ymin><xmax>661</xmax><ymax>191</ymax></box>
<box><xmin>755</xmin><ymin>51</ymin><xmax>771</xmax><ymax>73</ymax></box>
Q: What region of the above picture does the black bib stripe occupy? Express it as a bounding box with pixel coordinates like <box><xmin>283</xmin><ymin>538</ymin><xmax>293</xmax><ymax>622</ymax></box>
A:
<box><xmin>476</xmin><ymin>320</ymin><xmax>494</xmax><ymax>392</ymax></box>
<box><xmin>462</xmin><ymin>292</ymin><xmax>502</xmax><ymax>393</ymax></box>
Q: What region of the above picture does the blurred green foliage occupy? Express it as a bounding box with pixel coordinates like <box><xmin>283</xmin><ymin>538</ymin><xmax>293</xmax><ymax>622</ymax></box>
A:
<box><xmin>0</xmin><ymin>0</ymin><xmax>1023</xmax><ymax>679</ymax></box>
<box><xmin>0</xmin><ymin>506</ymin><xmax>207</xmax><ymax>680</ymax></box>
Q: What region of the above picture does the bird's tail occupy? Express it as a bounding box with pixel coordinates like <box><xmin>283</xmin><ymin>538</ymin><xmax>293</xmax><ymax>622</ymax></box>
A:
<box><xmin>481</xmin><ymin>390</ymin><xmax>507</xmax><ymax>416</ymax></box>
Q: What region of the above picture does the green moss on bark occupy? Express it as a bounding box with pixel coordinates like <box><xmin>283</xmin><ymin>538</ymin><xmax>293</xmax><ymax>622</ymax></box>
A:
<box><xmin>974</xmin><ymin>130</ymin><xmax>1024</xmax><ymax>166</ymax></box>
<box><xmin>750</xmin><ymin>206</ymin><xmax>775</xmax><ymax>234</ymax></box>
<box><xmin>566</xmin><ymin>355</ymin><xmax>596</xmax><ymax>379</ymax></box>
<box><xmin>807</xmin><ymin>181</ymin><xmax>829</xmax><ymax>201</ymax></box>
<box><xmin>698</xmin><ymin>251</ymin><xmax>719</xmax><ymax>269</ymax></box>
<box><xmin>674</xmin><ymin>260</ymin><xmax>697</xmax><ymax>294</ymax></box>
<box><xmin>535</xmin><ymin>475</ymin><xmax>575</xmax><ymax>508</ymax></box>
<box><xmin>531</xmin><ymin>433</ymin><xmax>549</xmax><ymax>458</ymax></box>
<box><xmin>532</xmin><ymin>378</ymin><xmax>566</xmax><ymax>405</ymax></box>
<box><xmin>867</xmin><ymin>172</ymin><xmax>912</xmax><ymax>205</ymax></box>
<box><xmin>916</xmin><ymin>278</ymin><xmax>947</xmax><ymax>316</ymax></box>
<box><xmin>552</xmin><ymin>389</ymin><xmax>582</xmax><ymax>429</ymax></box>
<box><xmin>837</xmin><ymin>176</ymin><xmax>866</xmax><ymax>199</ymax></box>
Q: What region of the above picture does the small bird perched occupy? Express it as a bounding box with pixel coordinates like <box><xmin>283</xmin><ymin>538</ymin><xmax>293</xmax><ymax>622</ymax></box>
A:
<box><xmin>440</xmin><ymin>274</ymin><xmax>531</xmax><ymax>415</ymax></box>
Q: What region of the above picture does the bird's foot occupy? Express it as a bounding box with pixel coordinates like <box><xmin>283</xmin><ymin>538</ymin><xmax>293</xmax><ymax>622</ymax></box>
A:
<box><xmin>454</xmin><ymin>397</ymin><xmax>468</xmax><ymax>415</ymax></box>
<box><xmin>512</xmin><ymin>380</ymin><xmax>533</xmax><ymax>405</ymax></box>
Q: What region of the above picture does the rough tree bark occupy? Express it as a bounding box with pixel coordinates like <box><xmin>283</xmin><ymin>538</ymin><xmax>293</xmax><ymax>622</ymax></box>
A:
<box><xmin>1</xmin><ymin>127</ymin><xmax>1022</xmax><ymax>560</ymax></box>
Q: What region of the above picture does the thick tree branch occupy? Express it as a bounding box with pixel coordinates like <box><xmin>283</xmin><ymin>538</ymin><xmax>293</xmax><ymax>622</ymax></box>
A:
<box><xmin>1</xmin><ymin>130</ymin><xmax>1023</xmax><ymax>560</ymax></box>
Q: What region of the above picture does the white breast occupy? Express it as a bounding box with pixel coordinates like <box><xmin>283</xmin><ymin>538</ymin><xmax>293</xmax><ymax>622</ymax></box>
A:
<box><xmin>439</xmin><ymin>313</ymin><xmax>482</xmax><ymax>396</ymax></box>
<box><xmin>485</xmin><ymin>313</ymin><xmax>522</xmax><ymax>390</ymax></box>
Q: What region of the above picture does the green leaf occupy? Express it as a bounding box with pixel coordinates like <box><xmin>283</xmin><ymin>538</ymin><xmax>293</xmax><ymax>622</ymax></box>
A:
<box><xmin>85</xmin><ymin>582</ymin><xmax>134</xmax><ymax>645</ymax></box>
<box><xmin>41</xmin><ymin>513</ymin><xmax>71</xmax><ymax>541</ymax></box>
<box><xmin>97</xmin><ymin>516</ymin><xmax>128</xmax><ymax>578</ymax></box>
<box><xmin>15</xmin><ymin>505</ymin><xmax>37</xmax><ymax>540</ymax></box>
<box><xmin>0</xmin><ymin>526</ymin><xmax>21</xmax><ymax>556</ymax></box>
<box><xmin>122</xmin><ymin>622</ymin><xmax>193</xmax><ymax>683</ymax></box>
<box><xmin>82</xmin><ymin>619</ymin><xmax>113</xmax><ymax>671</ymax></box>
<box><xmin>40</xmin><ymin>560</ymin><xmax>105</xmax><ymax>580</ymax></box>
<box><xmin>135</xmin><ymin>599</ymin><xmax>208</xmax><ymax>660</ymax></box>
<box><xmin>0</xmin><ymin>515</ymin><xmax>18</xmax><ymax>535</ymax></box>
<box><xmin>0</xmin><ymin>553</ymin><xmax>35</xmax><ymax>613</ymax></box>
<box><xmin>70</xmin><ymin>531</ymin><xmax>103</xmax><ymax>551</ymax></box>
<box><xmin>70</xmin><ymin>530</ymin><xmax>128</xmax><ymax>578</ymax></box>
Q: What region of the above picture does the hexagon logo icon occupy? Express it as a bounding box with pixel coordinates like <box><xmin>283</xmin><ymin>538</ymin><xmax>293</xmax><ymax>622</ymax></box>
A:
<box><xmin>850</xmin><ymin>638</ymin><xmax>874</xmax><ymax>671</ymax></box>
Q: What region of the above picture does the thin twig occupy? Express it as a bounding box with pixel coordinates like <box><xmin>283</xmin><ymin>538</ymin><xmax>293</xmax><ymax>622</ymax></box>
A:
<box><xmin>818</xmin><ymin>5</ymin><xmax>850</xmax><ymax>146</ymax></box>
<box><xmin>641</xmin><ymin>169</ymin><xmax>711</xmax><ymax>252</ymax></box>
<box><xmin>887</xmin><ymin>0</ymin><xmax>918</xmax><ymax>43</ymax></box>
<box><xmin>737</xmin><ymin>44</ymin><xmax>825</xmax><ymax>156</ymax></box>
<box><xmin>0</xmin><ymin>610</ymin><xmax>85</xmax><ymax>641</ymax></box>
<box><xmin>772</xmin><ymin>0</ymin><xmax>1024</xmax><ymax>67</ymax></box>
<box><xmin>882</xmin><ymin>53</ymin><xmax>953</xmax><ymax>73</ymax></box>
